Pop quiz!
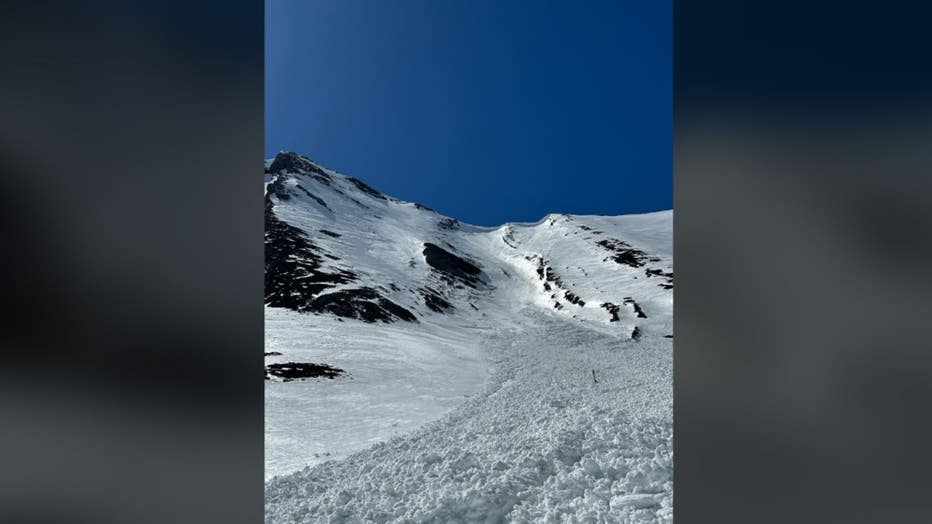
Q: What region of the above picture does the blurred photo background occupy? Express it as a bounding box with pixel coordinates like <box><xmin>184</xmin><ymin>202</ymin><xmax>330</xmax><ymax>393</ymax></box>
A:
<box><xmin>0</xmin><ymin>2</ymin><xmax>264</xmax><ymax>523</ymax></box>
<box><xmin>675</xmin><ymin>1</ymin><xmax>932</xmax><ymax>522</ymax></box>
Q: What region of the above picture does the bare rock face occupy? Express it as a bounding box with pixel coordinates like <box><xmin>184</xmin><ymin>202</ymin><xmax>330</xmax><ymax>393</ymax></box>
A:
<box><xmin>264</xmin><ymin>186</ymin><xmax>358</xmax><ymax>311</ymax></box>
<box><xmin>267</xmin><ymin>151</ymin><xmax>328</xmax><ymax>177</ymax></box>
<box><xmin>596</xmin><ymin>238</ymin><xmax>648</xmax><ymax>268</ymax></box>
<box><xmin>308</xmin><ymin>287</ymin><xmax>417</xmax><ymax>323</ymax></box>
<box><xmin>420</xmin><ymin>287</ymin><xmax>453</xmax><ymax>313</ymax></box>
<box><xmin>265</xmin><ymin>362</ymin><xmax>346</xmax><ymax>381</ymax></box>
<box><xmin>347</xmin><ymin>177</ymin><xmax>387</xmax><ymax>200</ymax></box>
<box><xmin>422</xmin><ymin>242</ymin><xmax>483</xmax><ymax>288</ymax></box>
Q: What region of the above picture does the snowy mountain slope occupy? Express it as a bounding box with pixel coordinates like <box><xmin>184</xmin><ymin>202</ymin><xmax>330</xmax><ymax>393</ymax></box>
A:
<box><xmin>264</xmin><ymin>151</ymin><xmax>672</xmax><ymax>334</ymax></box>
<box><xmin>264</xmin><ymin>152</ymin><xmax>673</xmax><ymax>522</ymax></box>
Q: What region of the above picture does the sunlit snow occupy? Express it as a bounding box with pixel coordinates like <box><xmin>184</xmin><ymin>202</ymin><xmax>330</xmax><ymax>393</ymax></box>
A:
<box><xmin>264</xmin><ymin>152</ymin><xmax>672</xmax><ymax>522</ymax></box>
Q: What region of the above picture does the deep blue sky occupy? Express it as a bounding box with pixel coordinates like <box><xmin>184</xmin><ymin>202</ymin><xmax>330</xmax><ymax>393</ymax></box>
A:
<box><xmin>266</xmin><ymin>1</ymin><xmax>670</xmax><ymax>226</ymax></box>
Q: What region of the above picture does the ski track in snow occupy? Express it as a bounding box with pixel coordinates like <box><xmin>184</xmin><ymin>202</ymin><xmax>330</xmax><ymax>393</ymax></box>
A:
<box><xmin>266</xmin><ymin>310</ymin><xmax>671</xmax><ymax>523</ymax></box>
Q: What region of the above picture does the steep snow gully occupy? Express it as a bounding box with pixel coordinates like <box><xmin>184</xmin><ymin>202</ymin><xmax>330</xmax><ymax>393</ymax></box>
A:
<box><xmin>264</xmin><ymin>152</ymin><xmax>672</xmax><ymax>523</ymax></box>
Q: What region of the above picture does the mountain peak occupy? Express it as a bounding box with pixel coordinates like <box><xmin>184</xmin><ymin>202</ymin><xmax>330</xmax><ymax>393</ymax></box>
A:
<box><xmin>267</xmin><ymin>151</ymin><xmax>325</xmax><ymax>176</ymax></box>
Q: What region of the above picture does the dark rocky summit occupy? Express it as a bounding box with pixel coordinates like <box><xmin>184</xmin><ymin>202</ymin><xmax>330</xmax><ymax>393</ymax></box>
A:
<box><xmin>267</xmin><ymin>151</ymin><xmax>333</xmax><ymax>185</ymax></box>
<box><xmin>267</xmin><ymin>152</ymin><xmax>328</xmax><ymax>176</ymax></box>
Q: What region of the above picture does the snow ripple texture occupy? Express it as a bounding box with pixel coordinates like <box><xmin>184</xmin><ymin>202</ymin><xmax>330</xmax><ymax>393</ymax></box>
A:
<box><xmin>266</xmin><ymin>311</ymin><xmax>672</xmax><ymax>523</ymax></box>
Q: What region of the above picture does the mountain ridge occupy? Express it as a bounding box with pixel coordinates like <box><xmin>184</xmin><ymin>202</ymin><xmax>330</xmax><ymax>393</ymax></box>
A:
<box><xmin>264</xmin><ymin>150</ymin><xmax>672</xmax><ymax>334</ymax></box>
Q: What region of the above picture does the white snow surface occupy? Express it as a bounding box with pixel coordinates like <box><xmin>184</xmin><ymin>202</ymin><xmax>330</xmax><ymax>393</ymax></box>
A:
<box><xmin>265</xmin><ymin>153</ymin><xmax>672</xmax><ymax>522</ymax></box>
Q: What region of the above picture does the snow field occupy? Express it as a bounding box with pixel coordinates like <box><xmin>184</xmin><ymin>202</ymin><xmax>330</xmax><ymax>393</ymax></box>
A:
<box><xmin>266</xmin><ymin>310</ymin><xmax>672</xmax><ymax>523</ymax></box>
<box><xmin>265</xmin><ymin>308</ymin><xmax>489</xmax><ymax>479</ymax></box>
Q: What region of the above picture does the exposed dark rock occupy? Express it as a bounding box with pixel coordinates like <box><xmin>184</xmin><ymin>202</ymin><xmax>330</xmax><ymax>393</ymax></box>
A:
<box><xmin>268</xmin><ymin>152</ymin><xmax>331</xmax><ymax>182</ymax></box>
<box><xmin>534</xmin><ymin>258</ymin><xmax>566</xmax><ymax>286</ymax></box>
<box><xmin>645</xmin><ymin>267</ymin><xmax>674</xmax><ymax>289</ymax></box>
<box><xmin>564</xmin><ymin>291</ymin><xmax>585</xmax><ymax>307</ymax></box>
<box><xmin>596</xmin><ymin>238</ymin><xmax>648</xmax><ymax>268</ymax></box>
<box><xmin>601</xmin><ymin>302</ymin><xmax>621</xmax><ymax>322</ymax></box>
<box><xmin>623</xmin><ymin>297</ymin><xmax>647</xmax><ymax>318</ymax></box>
<box><xmin>319</xmin><ymin>229</ymin><xmax>341</xmax><ymax>238</ymax></box>
<box><xmin>438</xmin><ymin>218</ymin><xmax>459</xmax><ymax>231</ymax></box>
<box><xmin>310</xmin><ymin>287</ymin><xmax>417</xmax><ymax>323</ymax></box>
<box><xmin>554</xmin><ymin>302</ymin><xmax>563</xmax><ymax>310</ymax></box>
<box><xmin>266</xmin><ymin>362</ymin><xmax>345</xmax><ymax>381</ymax></box>
<box><xmin>631</xmin><ymin>326</ymin><xmax>642</xmax><ymax>340</ymax></box>
<box><xmin>308</xmin><ymin>173</ymin><xmax>333</xmax><ymax>185</ymax></box>
<box><xmin>264</xmin><ymin>351</ymin><xmax>282</xmax><ymax>356</ymax></box>
<box><xmin>502</xmin><ymin>230</ymin><xmax>518</xmax><ymax>249</ymax></box>
<box><xmin>534</xmin><ymin>258</ymin><xmax>586</xmax><ymax>309</ymax></box>
<box><xmin>266</xmin><ymin>174</ymin><xmax>293</xmax><ymax>201</ymax></box>
<box><xmin>423</xmin><ymin>242</ymin><xmax>482</xmax><ymax>287</ymax></box>
<box><xmin>420</xmin><ymin>287</ymin><xmax>453</xmax><ymax>313</ymax></box>
<box><xmin>546</xmin><ymin>267</ymin><xmax>564</xmax><ymax>287</ymax></box>
<box><xmin>265</xmin><ymin>188</ymin><xmax>357</xmax><ymax>311</ymax></box>
<box><xmin>266</xmin><ymin>180</ymin><xmax>414</xmax><ymax>323</ymax></box>
<box><xmin>347</xmin><ymin>177</ymin><xmax>386</xmax><ymax>200</ymax></box>
<box><xmin>296</xmin><ymin>184</ymin><xmax>330</xmax><ymax>210</ymax></box>
<box><xmin>330</xmin><ymin>184</ymin><xmax>366</xmax><ymax>207</ymax></box>
<box><xmin>663</xmin><ymin>335</ymin><xmax>673</xmax><ymax>338</ymax></box>
<box><xmin>414</xmin><ymin>202</ymin><xmax>437</xmax><ymax>213</ymax></box>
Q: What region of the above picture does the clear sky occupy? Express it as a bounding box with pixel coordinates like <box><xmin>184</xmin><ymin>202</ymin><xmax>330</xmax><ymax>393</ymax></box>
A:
<box><xmin>266</xmin><ymin>0</ymin><xmax>670</xmax><ymax>226</ymax></box>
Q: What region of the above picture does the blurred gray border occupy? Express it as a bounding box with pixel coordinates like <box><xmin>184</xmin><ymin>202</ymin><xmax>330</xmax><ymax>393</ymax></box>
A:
<box><xmin>0</xmin><ymin>2</ymin><xmax>264</xmax><ymax>522</ymax></box>
<box><xmin>675</xmin><ymin>1</ymin><xmax>932</xmax><ymax>521</ymax></box>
